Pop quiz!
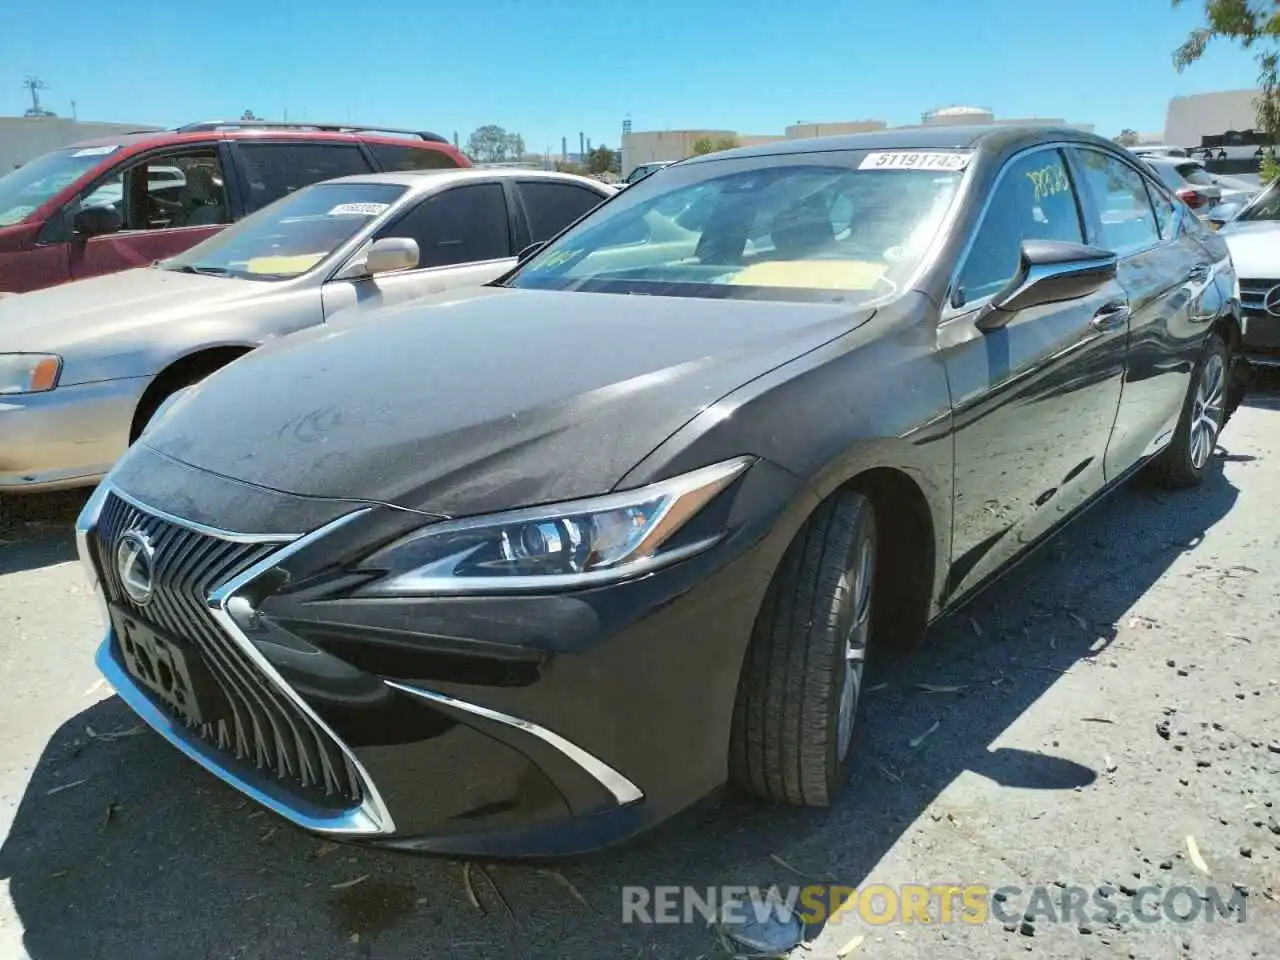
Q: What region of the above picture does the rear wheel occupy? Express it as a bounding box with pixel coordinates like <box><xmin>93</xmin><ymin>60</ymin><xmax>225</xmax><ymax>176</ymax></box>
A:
<box><xmin>1149</xmin><ymin>334</ymin><xmax>1228</xmax><ymax>488</ymax></box>
<box><xmin>729</xmin><ymin>490</ymin><xmax>876</xmax><ymax>806</ymax></box>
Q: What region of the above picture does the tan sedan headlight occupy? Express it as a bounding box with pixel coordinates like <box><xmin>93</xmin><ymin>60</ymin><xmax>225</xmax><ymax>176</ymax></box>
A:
<box><xmin>0</xmin><ymin>354</ymin><xmax>62</xmax><ymax>395</ymax></box>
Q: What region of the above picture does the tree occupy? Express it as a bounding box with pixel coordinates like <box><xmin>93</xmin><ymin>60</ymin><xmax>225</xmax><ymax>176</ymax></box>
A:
<box><xmin>1173</xmin><ymin>0</ymin><xmax>1280</xmax><ymax>181</ymax></box>
<box><xmin>466</xmin><ymin>125</ymin><xmax>526</xmax><ymax>163</ymax></box>
<box><xmin>691</xmin><ymin>136</ymin><xmax>740</xmax><ymax>156</ymax></box>
<box><xmin>1114</xmin><ymin>128</ymin><xmax>1140</xmax><ymax>147</ymax></box>
<box><xmin>587</xmin><ymin>145</ymin><xmax>616</xmax><ymax>174</ymax></box>
<box><xmin>241</xmin><ymin>109</ymin><xmax>259</xmax><ymax>121</ymax></box>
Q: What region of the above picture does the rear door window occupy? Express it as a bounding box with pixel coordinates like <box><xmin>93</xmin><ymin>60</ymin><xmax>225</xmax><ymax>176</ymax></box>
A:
<box><xmin>369</xmin><ymin>143</ymin><xmax>460</xmax><ymax>172</ymax></box>
<box><xmin>377</xmin><ymin>183</ymin><xmax>511</xmax><ymax>268</ymax></box>
<box><xmin>1072</xmin><ymin>149</ymin><xmax>1162</xmax><ymax>254</ymax></box>
<box><xmin>517</xmin><ymin>180</ymin><xmax>606</xmax><ymax>242</ymax></box>
<box><xmin>237</xmin><ymin>142</ymin><xmax>373</xmax><ymax>211</ymax></box>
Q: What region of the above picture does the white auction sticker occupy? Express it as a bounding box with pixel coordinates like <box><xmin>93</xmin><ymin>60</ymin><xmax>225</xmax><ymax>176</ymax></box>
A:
<box><xmin>71</xmin><ymin>145</ymin><xmax>121</xmax><ymax>158</ymax></box>
<box><xmin>328</xmin><ymin>202</ymin><xmax>391</xmax><ymax>217</ymax></box>
<box><xmin>859</xmin><ymin>151</ymin><xmax>971</xmax><ymax>171</ymax></box>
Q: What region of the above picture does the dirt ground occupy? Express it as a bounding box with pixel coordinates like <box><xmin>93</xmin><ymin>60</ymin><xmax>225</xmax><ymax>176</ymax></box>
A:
<box><xmin>0</xmin><ymin>389</ymin><xmax>1277</xmax><ymax>960</ymax></box>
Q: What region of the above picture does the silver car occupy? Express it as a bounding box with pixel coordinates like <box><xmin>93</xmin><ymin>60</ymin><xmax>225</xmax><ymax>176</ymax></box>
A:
<box><xmin>0</xmin><ymin>168</ymin><xmax>614</xmax><ymax>492</ymax></box>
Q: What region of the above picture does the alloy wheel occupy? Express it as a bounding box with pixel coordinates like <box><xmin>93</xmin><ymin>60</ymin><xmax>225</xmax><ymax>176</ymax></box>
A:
<box><xmin>836</xmin><ymin>528</ymin><xmax>875</xmax><ymax>761</ymax></box>
<box><xmin>1189</xmin><ymin>352</ymin><xmax>1225</xmax><ymax>470</ymax></box>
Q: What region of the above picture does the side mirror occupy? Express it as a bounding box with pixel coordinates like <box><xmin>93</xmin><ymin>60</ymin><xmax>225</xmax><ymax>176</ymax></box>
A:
<box><xmin>364</xmin><ymin>237</ymin><xmax>419</xmax><ymax>275</ymax></box>
<box><xmin>976</xmin><ymin>240</ymin><xmax>1118</xmax><ymax>332</ymax></box>
<box><xmin>517</xmin><ymin>241</ymin><xmax>546</xmax><ymax>263</ymax></box>
<box><xmin>73</xmin><ymin>205</ymin><xmax>122</xmax><ymax>239</ymax></box>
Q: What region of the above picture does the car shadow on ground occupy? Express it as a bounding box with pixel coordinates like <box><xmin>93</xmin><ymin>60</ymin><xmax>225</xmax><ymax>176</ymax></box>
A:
<box><xmin>0</xmin><ymin>491</ymin><xmax>88</xmax><ymax>576</ymax></box>
<box><xmin>0</xmin><ymin>456</ymin><xmax>1242</xmax><ymax>960</ymax></box>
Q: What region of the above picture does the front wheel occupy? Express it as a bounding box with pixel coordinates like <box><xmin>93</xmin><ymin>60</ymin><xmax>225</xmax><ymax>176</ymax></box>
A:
<box><xmin>729</xmin><ymin>490</ymin><xmax>877</xmax><ymax>807</ymax></box>
<box><xmin>1149</xmin><ymin>333</ymin><xmax>1229</xmax><ymax>488</ymax></box>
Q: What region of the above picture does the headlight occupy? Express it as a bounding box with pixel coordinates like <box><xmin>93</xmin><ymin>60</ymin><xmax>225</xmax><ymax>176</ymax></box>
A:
<box><xmin>0</xmin><ymin>353</ymin><xmax>62</xmax><ymax>395</ymax></box>
<box><xmin>357</xmin><ymin>456</ymin><xmax>754</xmax><ymax>595</ymax></box>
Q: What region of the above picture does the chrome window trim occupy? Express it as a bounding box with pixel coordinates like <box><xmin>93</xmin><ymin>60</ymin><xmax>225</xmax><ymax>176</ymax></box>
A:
<box><xmin>383</xmin><ymin>680</ymin><xmax>645</xmax><ymax>807</ymax></box>
<box><xmin>78</xmin><ymin>483</ymin><xmax>397</xmax><ymax>837</ymax></box>
<box><xmin>943</xmin><ymin>142</ymin><xmax>1085</xmax><ymax>320</ymax></box>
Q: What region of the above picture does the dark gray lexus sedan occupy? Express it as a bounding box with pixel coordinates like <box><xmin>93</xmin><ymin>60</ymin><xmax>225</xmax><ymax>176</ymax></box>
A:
<box><xmin>77</xmin><ymin>125</ymin><xmax>1246</xmax><ymax>857</ymax></box>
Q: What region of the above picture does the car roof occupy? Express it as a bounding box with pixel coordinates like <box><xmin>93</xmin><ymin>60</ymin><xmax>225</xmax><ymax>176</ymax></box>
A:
<box><xmin>59</xmin><ymin>128</ymin><xmax>462</xmax><ymax>153</ymax></box>
<box><xmin>683</xmin><ymin>124</ymin><xmax>1120</xmax><ymax>164</ymax></box>
<box><xmin>320</xmin><ymin>167</ymin><xmax>616</xmax><ymax>194</ymax></box>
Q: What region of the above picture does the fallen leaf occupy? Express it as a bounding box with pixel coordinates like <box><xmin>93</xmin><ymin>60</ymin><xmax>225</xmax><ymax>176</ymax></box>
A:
<box><xmin>914</xmin><ymin>683</ymin><xmax>967</xmax><ymax>694</ymax></box>
<box><xmin>348</xmin><ymin>933</ymin><xmax>360</xmax><ymax>944</ymax></box>
<box><xmin>330</xmin><ymin>874</ymin><xmax>370</xmax><ymax>891</ymax></box>
<box><xmin>1186</xmin><ymin>836</ymin><xmax>1211</xmax><ymax>877</ymax></box>
<box><xmin>49</xmin><ymin>870</ymin><xmax>68</xmax><ymax>879</ymax></box>
<box><xmin>260</xmin><ymin>827</ymin><xmax>278</xmax><ymax>843</ymax></box>
<box><xmin>910</xmin><ymin>720</ymin><xmax>940</xmax><ymax>749</ymax></box>
<box><xmin>46</xmin><ymin>778</ymin><xmax>88</xmax><ymax>796</ymax></box>
<box><xmin>836</xmin><ymin>933</ymin><xmax>866</xmax><ymax>957</ymax></box>
<box><xmin>969</xmin><ymin>617</ymin><xmax>983</xmax><ymax>637</ymax></box>
<box><xmin>101</xmin><ymin>801</ymin><xmax>120</xmax><ymax>827</ymax></box>
<box><xmin>1225</xmin><ymin>634</ymin><xmax>1251</xmax><ymax>644</ymax></box>
<box><xmin>769</xmin><ymin>854</ymin><xmax>809</xmax><ymax>878</ymax></box>
<box><xmin>1104</xmin><ymin>756</ymin><xmax>1118</xmax><ymax>774</ymax></box>
<box><xmin>1066</xmin><ymin>611</ymin><xmax>1088</xmax><ymax>629</ymax></box>
<box><xmin>86</xmin><ymin>724</ymin><xmax>144</xmax><ymax>742</ymax></box>
<box><xmin>863</xmin><ymin>683</ymin><xmax>889</xmax><ymax>694</ymax></box>
<box><xmin>476</xmin><ymin>864</ymin><xmax>515</xmax><ymax>921</ymax></box>
<box><xmin>875</xmin><ymin>763</ymin><xmax>902</xmax><ymax>784</ymax></box>
<box><xmin>82</xmin><ymin>678</ymin><xmax>107</xmax><ymax>698</ymax></box>
<box><xmin>315</xmin><ymin>842</ymin><xmax>340</xmax><ymax>858</ymax></box>
<box><xmin>1081</xmin><ymin>717</ymin><xmax>1115</xmax><ymax>724</ymax></box>
<box><xmin>540</xmin><ymin>868</ymin><xmax>589</xmax><ymax>908</ymax></box>
<box><xmin>462</xmin><ymin>862</ymin><xmax>483</xmax><ymax>913</ymax></box>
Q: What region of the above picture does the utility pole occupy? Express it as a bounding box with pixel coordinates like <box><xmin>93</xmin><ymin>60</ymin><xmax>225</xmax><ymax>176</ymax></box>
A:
<box><xmin>70</xmin><ymin>100</ymin><xmax>78</xmax><ymax>122</ymax></box>
<box><xmin>578</xmin><ymin>131</ymin><xmax>585</xmax><ymax>159</ymax></box>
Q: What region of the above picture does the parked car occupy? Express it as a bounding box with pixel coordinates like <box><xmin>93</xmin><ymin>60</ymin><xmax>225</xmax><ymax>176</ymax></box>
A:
<box><xmin>1216</xmin><ymin>178</ymin><xmax>1280</xmax><ymax>369</ymax></box>
<box><xmin>1140</xmin><ymin>156</ymin><xmax>1245</xmax><ymax>216</ymax></box>
<box><xmin>619</xmin><ymin>161</ymin><xmax>675</xmax><ymax>188</ymax></box>
<box><xmin>78</xmin><ymin>125</ymin><xmax>1243</xmax><ymax>857</ymax></box>
<box><xmin>0</xmin><ymin>168</ymin><xmax>613</xmax><ymax>492</ymax></box>
<box><xmin>0</xmin><ymin>120</ymin><xmax>469</xmax><ymax>295</ymax></box>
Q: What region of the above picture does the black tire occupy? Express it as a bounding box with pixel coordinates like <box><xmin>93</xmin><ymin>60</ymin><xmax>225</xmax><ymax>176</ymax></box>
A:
<box><xmin>729</xmin><ymin>489</ymin><xmax>876</xmax><ymax>807</ymax></box>
<box><xmin>1148</xmin><ymin>333</ymin><xmax>1229</xmax><ymax>489</ymax></box>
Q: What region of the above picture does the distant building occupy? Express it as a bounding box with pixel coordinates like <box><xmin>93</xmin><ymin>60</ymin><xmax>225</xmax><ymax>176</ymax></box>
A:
<box><xmin>1</xmin><ymin>116</ymin><xmax>162</xmax><ymax>172</ymax></box>
<box><xmin>620</xmin><ymin>107</ymin><xmax>1094</xmax><ymax>175</ymax></box>
<box><xmin>1164</xmin><ymin>89</ymin><xmax>1264</xmax><ymax>148</ymax></box>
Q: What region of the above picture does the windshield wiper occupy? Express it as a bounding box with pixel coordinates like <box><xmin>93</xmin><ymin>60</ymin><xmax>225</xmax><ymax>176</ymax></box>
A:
<box><xmin>162</xmin><ymin>263</ymin><xmax>233</xmax><ymax>277</ymax></box>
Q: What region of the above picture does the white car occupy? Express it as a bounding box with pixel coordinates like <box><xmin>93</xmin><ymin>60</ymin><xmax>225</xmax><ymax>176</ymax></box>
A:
<box><xmin>0</xmin><ymin>167</ymin><xmax>614</xmax><ymax>491</ymax></box>
<box><xmin>1217</xmin><ymin>179</ymin><xmax>1280</xmax><ymax>370</ymax></box>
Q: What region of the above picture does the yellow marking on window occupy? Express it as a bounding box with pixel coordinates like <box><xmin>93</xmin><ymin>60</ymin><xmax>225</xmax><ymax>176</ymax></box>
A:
<box><xmin>726</xmin><ymin>259</ymin><xmax>887</xmax><ymax>290</ymax></box>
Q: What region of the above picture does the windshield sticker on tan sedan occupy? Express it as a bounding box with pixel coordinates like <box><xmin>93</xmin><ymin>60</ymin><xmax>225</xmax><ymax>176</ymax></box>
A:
<box><xmin>327</xmin><ymin>202</ymin><xmax>391</xmax><ymax>217</ymax></box>
<box><xmin>859</xmin><ymin>152</ymin><xmax>971</xmax><ymax>172</ymax></box>
<box><xmin>1025</xmin><ymin>162</ymin><xmax>1070</xmax><ymax>201</ymax></box>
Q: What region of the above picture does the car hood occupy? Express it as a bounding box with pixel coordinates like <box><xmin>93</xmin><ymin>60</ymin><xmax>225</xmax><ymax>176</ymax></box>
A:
<box><xmin>140</xmin><ymin>286</ymin><xmax>871</xmax><ymax>514</ymax></box>
<box><xmin>0</xmin><ymin>267</ymin><xmax>270</xmax><ymax>357</ymax></box>
<box><xmin>1220</xmin><ymin>220</ymin><xmax>1280</xmax><ymax>278</ymax></box>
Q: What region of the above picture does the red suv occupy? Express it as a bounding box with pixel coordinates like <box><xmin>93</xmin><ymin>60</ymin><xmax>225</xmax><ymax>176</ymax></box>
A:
<box><xmin>0</xmin><ymin>120</ymin><xmax>470</xmax><ymax>295</ymax></box>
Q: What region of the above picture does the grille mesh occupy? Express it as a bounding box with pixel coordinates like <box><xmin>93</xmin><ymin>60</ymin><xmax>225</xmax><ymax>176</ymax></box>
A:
<box><xmin>1238</xmin><ymin>278</ymin><xmax>1278</xmax><ymax>318</ymax></box>
<box><xmin>92</xmin><ymin>493</ymin><xmax>362</xmax><ymax>807</ymax></box>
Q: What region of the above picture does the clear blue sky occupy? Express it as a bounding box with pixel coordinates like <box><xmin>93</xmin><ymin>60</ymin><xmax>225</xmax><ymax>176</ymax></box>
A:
<box><xmin>0</xmin><ymin>0</ymin><xmax>1266</xmax><ymax>151</ymax></box>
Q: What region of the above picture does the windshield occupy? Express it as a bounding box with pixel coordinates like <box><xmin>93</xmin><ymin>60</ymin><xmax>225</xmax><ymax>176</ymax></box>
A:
<box><xmin>509</xmin><ymin>152</ymin><xmax>966</xmax><ymax>304</ymax></box>
<box><xmin>0</xmin><ymin>145</ymin><xmax>120</xmax><ymax>226</ymax></box>
<box><xmin>161</xmin><ymin>181</ymin><xmax>406</xmax><ymax>280</ymax></box>
<box><xmin>1237</xmin><ymin>181</ymin><xmax>1280</xmax><ymax>222</ymax></box>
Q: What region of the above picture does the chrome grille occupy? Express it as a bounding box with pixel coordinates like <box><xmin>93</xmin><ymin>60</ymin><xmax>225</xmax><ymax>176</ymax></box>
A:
<box><xmin>91</xmin><ymin>492</ymin><xmax>363</xmax><ymax>807</ymax></box>
<box><xmin>1238</xmin><ymin>278</ymin><xmax>1279</xmax><ymax>319</ymax></box>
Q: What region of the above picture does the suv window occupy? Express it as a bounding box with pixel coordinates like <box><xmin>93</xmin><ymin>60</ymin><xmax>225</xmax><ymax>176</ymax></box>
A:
<box><xmin>518</xmin><ymin>180</ymin><xmax>605</xmax><ymax>242</ymax></box>
<box><xmin>955</xmin><ymin>149</ymin><xmax>1084</xmax><ymax>305</ymax></box>
<box><xmin>376</xmin><ymin>183</ymin><xmax>511</xmax><ymax>268</ymax></box>
<box><xmin>81</xmin><ymin>149</ymin><xmax>230</xmax><ymax>230</ymax></box>
<box><xmin>369</xmin><ymin>143</ymin><xmax>459</xmax><ymax>172</ymax></box>
<box><xmin>237</xmin><ymin>142</ymin><xmax>373</xmax><ymax>211</ymax></box>
<box><xmin>1175</xmin><ymin>163</ymin><xmax>1215</xmax><ymax>186</ymax></box>
<box><xmin>1073</xmin><ymin>149</ymin><xmax>1162</xmax><ymax>254</ymax></box>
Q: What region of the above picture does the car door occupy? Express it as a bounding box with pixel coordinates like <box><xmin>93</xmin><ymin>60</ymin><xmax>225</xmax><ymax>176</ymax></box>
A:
<box><xmin>940</xmin><ymin>145</ymin><xmax>1129</xmax><ymax>599</ymax></box>
<box><xmin>1067</xmin><ymin>146</ymin><xmax>1215</xmax><ymax>478</ymax></box>
<box><xmin>321</xmin><ymin>181</ymin><xmax>516</xmax><ymax>319</ymax></box>
<box><xmin>513</xmin><ymin>179</ymin><xmax>610</xmax><ymax>247</ymax></box>
<box><xmin>68</xmin><ymin>145</ymin><xmax>235</xmax><ymax>280</ymax></box>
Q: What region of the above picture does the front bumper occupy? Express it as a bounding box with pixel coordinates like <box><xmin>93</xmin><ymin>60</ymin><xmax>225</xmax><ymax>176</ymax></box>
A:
<box><xmin>77</xmin><ymin>451</ymin><xmax>801</xmax><ymax>857</ymax></box>
<box><xmin>0</xmin><ymin>376</ymin><xmax>148</xmax><ymax>492</ymax></box>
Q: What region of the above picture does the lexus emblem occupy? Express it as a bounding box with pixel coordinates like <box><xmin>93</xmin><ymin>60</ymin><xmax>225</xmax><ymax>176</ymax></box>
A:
<box><xmin>116</xmin><ymin>529</ymin><xmax>156</xmax><ymax>606</ymax></box>
<box><xmin>1264</xmin><ymin>284</ymin><xmax>1280</xmax><ymax>319</ymax></box>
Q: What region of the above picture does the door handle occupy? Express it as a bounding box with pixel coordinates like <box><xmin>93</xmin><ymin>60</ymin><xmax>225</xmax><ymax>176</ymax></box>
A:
<box><xmin>1090</xmin><ymin>302</ymin><xmax>1131</xmax><ymax>331</ymax></box>
<box><xmin>1188</xmin><ymin>262</ymin><xmax>1212</xmax><ymax>283</ymax></box>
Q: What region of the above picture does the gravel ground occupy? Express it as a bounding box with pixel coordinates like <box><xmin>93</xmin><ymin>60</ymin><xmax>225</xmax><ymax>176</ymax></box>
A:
<box><xmin>0</xmin><ymin>390</ymin><xmax>1277</xmax><ymax>960</ymax></box>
